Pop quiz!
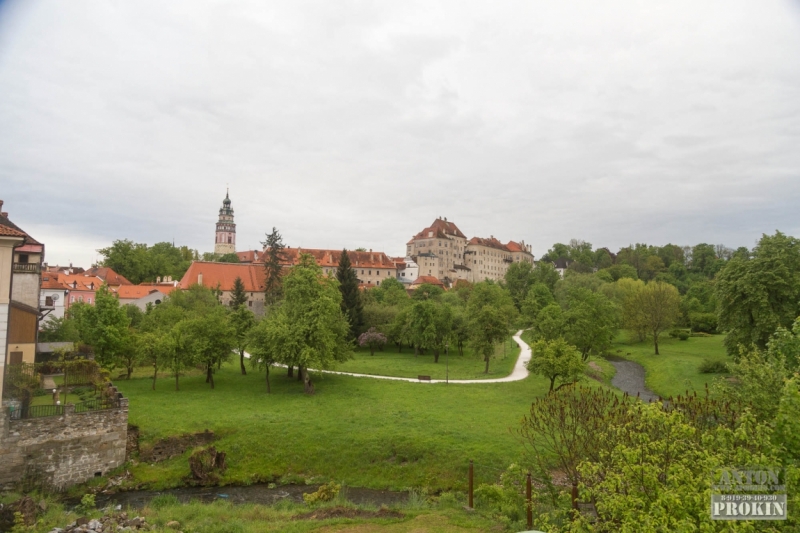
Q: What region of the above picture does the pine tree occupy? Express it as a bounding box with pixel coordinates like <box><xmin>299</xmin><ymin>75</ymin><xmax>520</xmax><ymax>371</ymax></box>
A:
<box><xmin>336</xmin><ymin>249</ymin><xmax>363</xmax><ymax>339</ymax></box>
<box><xmin>261</xmin><ymin>227</ymin><xmax>286</xmax><ymax>306</ymax></box>
<box><xmin>230</xmin><ymin>276</ymin><xmax>248</xmax><ymax>310</ymax></box>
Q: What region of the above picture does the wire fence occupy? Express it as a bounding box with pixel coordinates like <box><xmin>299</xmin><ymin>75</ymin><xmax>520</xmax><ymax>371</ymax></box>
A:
<box><xmin>7</xmin><ymin>397</ymin><xmax>119</xmax><ymax>420</ymax></box>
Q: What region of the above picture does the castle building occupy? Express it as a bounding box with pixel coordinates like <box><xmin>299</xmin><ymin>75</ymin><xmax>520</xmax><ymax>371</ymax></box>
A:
<box><xmin>406</xmin><ymin>217</ymin><xmax>534</xmax><ymax>286</ymax></box>
<box><xmin>214</xmin><ymin>190</ymin><xmax>236</xmax><ymax>255</ymax></box>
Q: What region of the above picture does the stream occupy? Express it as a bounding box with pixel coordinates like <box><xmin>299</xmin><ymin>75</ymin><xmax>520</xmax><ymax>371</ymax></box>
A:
<box><xmin>607</xmin><ymin>357</ymin><xmax>660</xmax><ymax>402</ymax></box>
<box><xmin>81</xmin><ymin>484</ymin><xmax>409</xmax><ymax>510</ymax></box>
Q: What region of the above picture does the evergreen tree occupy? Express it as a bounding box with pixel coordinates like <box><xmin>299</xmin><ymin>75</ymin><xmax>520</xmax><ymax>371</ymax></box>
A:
<box><xmin>336</xmin><ymin>249</ymin><xmax>363</xmax><ymax>338</ymax></box>
<box><xmin>261</xmin><ymin>227</ymin><xmax>286</xmax><ymax>306</ymax></box>
<box><xmin>230</xmin><ymin>276</ymin><xmax>248</xmax><ymax>310</ymax></box>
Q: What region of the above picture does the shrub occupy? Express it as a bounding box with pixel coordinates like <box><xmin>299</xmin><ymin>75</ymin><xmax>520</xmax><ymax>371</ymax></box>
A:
<box><xmin>357</xmin><ymin>328</ymin><xmax>387</xmax><ymax>355</ymax></box>
<box><xmin>302</xmin><ymin>482</ymin><xmax>341</xmax><ymax>504</ymax></box>
<box><xmin>669</xmin><ymin>329</ymin><xmax>683</xmax><ymax>338</ymax></box>
<box><xmin>76</xmin><ymin>493</ymin><xmax>95</xmax><ymax>515</ymax></box>
<box><xmin>698</xmin><ymin>359</ymin><xmax>728</xmax><ymax>373</ymax></box>
<box><xmin>678</xmin><ymin>332</ymin><xmax>690</xmax><ymax>341</ymax></box>
<box><xmin>689</xmin><ymin>311</ymin><xmax>718</xmax><ymax>333</ymax></box>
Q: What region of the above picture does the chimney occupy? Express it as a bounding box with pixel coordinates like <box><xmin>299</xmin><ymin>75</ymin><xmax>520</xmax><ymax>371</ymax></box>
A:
<box><xmin>157</xmin><ymin>276</ymin><xmax>161</xmax><ymax>283</ymax></box>
<box><xmin>198</xmin><ymin>273</ymin><xmax>203</xmax><ymax>285</ymax></box>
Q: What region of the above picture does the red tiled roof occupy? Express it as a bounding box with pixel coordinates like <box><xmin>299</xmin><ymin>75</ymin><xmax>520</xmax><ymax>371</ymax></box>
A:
<box><xmin>411</xmin><ymin>275</ymin><xmax>445</xmax><ymax>288</ymax></box>
<box><xmin>410</xmin><ymin>218</ymin><xmax>466</xmax><ymax>242</ymax></box>
<box><xmin>179</xmin><ymin>262</ymin><xmax>266</xmax><ymax>292</ymax></box>
<box><xmin>468</xmin><ymin>236</ymin><xmax>510</xmax><ymax>252</ymax></box>
<box><xmin>0</xmin><ymin>225</ymin><xmax>26</xmax><ymax>238</ymax></box>
<box><xmin>117</xmin><ymin>285</ymin><xmax>175</xmax><ymax>299</ymax></box>
<box><xmin>0</xmin><ymin>211</ymin><xmax>40</xmax><ymax>244</ymax></box>
<box><xmin>236</xmin><ymin>250</ymin><xmax>264</xmax><ymax>263</ymax></box>
<box><xmin>279</xmin><ymin>248</ymin><xmax>396</xmax><ymax>269</ymax></box>
<box><xmin>41</xmin><ymin>275</ymin><xmax>68</xmax><ymax>290</ymax></box>
<box><xmin>505</xmin><ymin>241</ymin><xmax>522</xmax><ymax>252</ymax></box>
<box><xmin>58</xmin><ymin>275</ymin><xmax>105</xmax><ymax>291</ymax></box>
<box><xmin>82</xmin><ymin>267</ymin><xmax>133</xmax><ymax>286</ymax></box>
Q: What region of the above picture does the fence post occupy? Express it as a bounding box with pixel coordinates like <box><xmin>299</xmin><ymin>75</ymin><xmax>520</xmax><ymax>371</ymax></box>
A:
<box><xmin>468</xmin><ymin>460</ymin><xmax>474</xmax><ymax>509</ymax></box>
<box><xmin>526</xmin><ymin>472</ymin><xmax>533</xmax><ymax>529</ymax></box>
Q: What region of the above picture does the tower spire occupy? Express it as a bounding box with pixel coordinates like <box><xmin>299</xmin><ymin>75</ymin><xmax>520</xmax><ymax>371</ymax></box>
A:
<box><xmin>214</xmin><ymin>189</ymin><xmax>236</xmax><ymax>255</ymax></box>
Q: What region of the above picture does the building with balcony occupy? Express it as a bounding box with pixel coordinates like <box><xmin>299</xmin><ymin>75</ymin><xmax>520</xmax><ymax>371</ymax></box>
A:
<box><xmin>0</xmin><ymin>200</ymin><xmax>44</xmax><ymax>399</ymax></box>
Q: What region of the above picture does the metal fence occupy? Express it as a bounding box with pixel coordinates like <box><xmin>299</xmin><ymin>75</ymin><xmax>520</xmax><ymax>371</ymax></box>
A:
<box><xmin>2</xmin><ymin>361</ymin><xmax>99</xmax><ymax>400</ymax></box>
<box><xmin>7</xmin><ymin>397</ymin><xmax>119</xmax><ymax>420</ymax></box>
<box><xmin>73</xmin><ymin>398</ymin><xmax>118</xmax><ymax>414</ymax></box>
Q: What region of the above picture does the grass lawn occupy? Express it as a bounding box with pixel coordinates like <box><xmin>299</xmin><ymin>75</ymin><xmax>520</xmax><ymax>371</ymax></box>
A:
<box><xmin>336</xmin><ymin>336</ymin><xmax>520</xmax><ymax>380</ymax></box>
<box><xmin>610</xmin><ymin>333</ymin><xmax>731</xmax><ymax>398</ymax></box>
<box><xmin>116</xmin><ymin>359</ymin><xmax>553</xmax><ymax>493</ymax></box>
<box><xmin>18</xmin><ymin>496</ymin><xmax>503</xmax><ymax>533</ymax></box>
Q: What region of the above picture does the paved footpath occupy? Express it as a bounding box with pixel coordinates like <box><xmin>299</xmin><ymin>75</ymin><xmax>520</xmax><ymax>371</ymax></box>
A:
<box><xmin>259</xmin><ymin>330</ymin><xmax>532</xmax><ymax>385</ymax></box>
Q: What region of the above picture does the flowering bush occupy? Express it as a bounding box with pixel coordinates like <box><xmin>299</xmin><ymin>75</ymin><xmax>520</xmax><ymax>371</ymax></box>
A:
<box><xmin>358</xmin><ymin>327</ymin><xmax>387</xmax><ymax>355</ymax></box>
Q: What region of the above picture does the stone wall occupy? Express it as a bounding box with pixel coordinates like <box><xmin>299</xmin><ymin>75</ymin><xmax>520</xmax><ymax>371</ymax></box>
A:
<box><xmin>0</xmin><ymin>387</ymin><xmax>128</xmax><ymax>491</ymax></box>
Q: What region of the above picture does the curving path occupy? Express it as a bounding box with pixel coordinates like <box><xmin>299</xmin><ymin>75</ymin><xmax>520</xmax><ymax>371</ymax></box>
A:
<box><xmin>250</xmin><ymin>330</ymin><xmax>532</xmax><ymax>384</ymax></box>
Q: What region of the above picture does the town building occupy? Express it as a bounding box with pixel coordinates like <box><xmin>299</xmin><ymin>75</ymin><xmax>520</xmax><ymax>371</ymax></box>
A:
<box><xmin>117</xmin><ymin>283</ymin><xmax>178</xmax><ymax>309</ymax></box>
<box><xmin>81</xmin><ymin>267</ymin><xmax>133</xmax><ymax>290</ymax></box>
<box><xmin>0</xmin><ymin>201</ymin><xmax>44</xmax><ymax>388</ymax></box>
<box><xmin>179</xmin><ymin>261</ymin><xmax>267</xmax><ymax>315</ymax></box>
<box><xmin>214</xmin><ymin>190</ymin><xmax>236</xmax><ymax>255</ymax></box>
<box><xmin>393</xmin><ymin>256</ymin><xmax>419</xmax><ymax>285</ymax></box>
<box><xmin>280</xmin><ymin>248</ymin><xmax>397</xmax><ymax>287</ymax></box>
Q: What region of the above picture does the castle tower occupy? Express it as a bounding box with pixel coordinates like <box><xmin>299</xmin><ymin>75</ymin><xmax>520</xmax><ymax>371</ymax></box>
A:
<box><xmin>214</xmin><ymin>190</ymin><xmax>236</xmax><ymax>255</ymax></box>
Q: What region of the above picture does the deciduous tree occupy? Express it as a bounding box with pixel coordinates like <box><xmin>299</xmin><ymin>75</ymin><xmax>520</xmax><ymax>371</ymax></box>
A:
<box><xmin>716</xmin><ymin>231</ymin><xmax>800</xmax><ymax>356</ymax></box>
<box><xmin>527</xmin><ymin>338</ymin><xmax>585</xmax><ymax>391</ymax></box>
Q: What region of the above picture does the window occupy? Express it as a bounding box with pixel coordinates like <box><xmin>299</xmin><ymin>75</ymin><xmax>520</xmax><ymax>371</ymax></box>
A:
<box><xmin>18</xmin><ymin>254</ymin><xmax>29</xmax><ymax>264</ymax></box>
<box><xmin>361</xmin><ymin>270</ymin><xmax>364</xmax><ymax>274</ymax></box>
<box><xmin>71</xmin><ymin>296</ymin><xmax>75</xmax><ymax>303</ymax></box>
<box><xmin>249</xmin><ymin>301</ymin><xmax>252</xmax><ymax>307</ymax></box>
<box><xmin>87</xmin><ymin>298</ymin><xmax>92</xmax><ymax>304</ymax></box>
<box><xmin>377</xmin><ymin>280</ymin><xmax>380</xmax><ymax>286</ymax></box>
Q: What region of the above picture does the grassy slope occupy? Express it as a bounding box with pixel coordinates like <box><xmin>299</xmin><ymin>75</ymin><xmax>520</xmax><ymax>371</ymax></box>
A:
<box><xmin>610</xmin><ymin>333</ymin><xmax>731</xmax><ymax>398</ymax></box>
<box><xmin>336</xmin><ymin>336</ymin><xmax>520</xmax><ymax>380</ymax></box>
<box><xmin>20</xmin><ymin>497</ymin><xmax>501</xmax><ymax>533</ymax></box>
<box><xmin>117</xmin><ymin>361</ymin><xmax>551</xmax><ymax>492</ymax></box>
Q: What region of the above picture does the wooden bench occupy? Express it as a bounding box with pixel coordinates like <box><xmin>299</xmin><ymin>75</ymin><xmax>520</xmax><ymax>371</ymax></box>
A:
<box><xmin>417</xmin><ymin>375</ymin><xmax>431</xmax><ymax>382</ymax></box>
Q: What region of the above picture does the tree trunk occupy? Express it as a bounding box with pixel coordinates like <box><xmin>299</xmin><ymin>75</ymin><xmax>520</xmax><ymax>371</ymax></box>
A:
<box><xmin>152</xmin><ymin>364</ymin><xmax>157</xmax><ymax>391</ymax></box>
<box><xmin>434</xmin><ymin>349</ymin><xmax>440</xmax><ymax>363</ymax></box>
<box><xmin>217</xmin><ymin>357</ymin><xmax>222</xmax><ymax>370</ymax></box>
<box><xmin>485</xmin><ymin>355</ymin><xmax>490</xmax><ymax>374</ymax></box>
<box><xmin>301</xmin><ymin>367</ymin><xmax>314</xmax><ymax>395</ymax></box>
<box><xmin>654</xmin><ymin>334</ymin><xmax>660</xmax><ymax>355</ymax></box>
<box><xmin>370</xmin><ymin>346</ymin><xmax>375</xmax><ymax>356</ymax></box>
<box><xmin>265</xmin><ymin>365</ymin><xmax>271</xmax><ymax>394</ymax></box>
<box><xmin>396</xmin><ymin>342</ymin><xmax>402</xmax><ymax>353</ymax></box>
<box><xmin>549</xmin><ymin>376</ymin><xmax>556</xmax><ymax>391</ymax></box>
<box><xmin>175</xmin><ymin>372</ymin><xmax>179</xmax><ymax>391</ymax></box>
<box><xmin>458</xmin><ymin>341</ymin><xmax>464</xmax><ymax>357</ymax></box>
<box><xmin>297</xmin><ymin>366</ymin><xmax>303</xmax><ymax>381</ymax></box>
<box><xmin>414</xmin><ymin>345</ymin><xmax>418</xmax><ymax>356</ymax></box>
<box><xmin>207</xmin><ymin>364</ymin><xmax>215</xmax><ymax>389</ymax></box>
<box><xmin>127</xmin><ymin>366</ymin><xmax>133</xmax><ymax>380</ymax></box>
<box><xmin>287</xmin><ymin>365</ymin><xmax>294</xmax><ymax>378</ymax></box>
<box><xmin>240</xmin><ymin>351</ymin><xmax>247</xmax><ymax>375</ymax></box>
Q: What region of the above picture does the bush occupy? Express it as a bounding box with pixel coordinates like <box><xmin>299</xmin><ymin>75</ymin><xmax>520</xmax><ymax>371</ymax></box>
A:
<box><xmin>302</xmin><ymin>482</ymin><xmax>341</xmax><ymax>504</ymax></box>
<box><xmin>678</xmin><ymin>332</ymin><xmax>690</xmax><ymax>341</ymax></box>
<box><xmin>669</xmin><ymin>329</ymin><xmax>683</xmax><ymax>338</ymax></box>
<box><xmin>699</xmin><ymin>359</ymin><xmax>728</xmax><ymax>373</ymax></box>
<box><xmin>689</xmin><ymin>311</ymin><xmax>718</xmax><ymax>333</ymax></box>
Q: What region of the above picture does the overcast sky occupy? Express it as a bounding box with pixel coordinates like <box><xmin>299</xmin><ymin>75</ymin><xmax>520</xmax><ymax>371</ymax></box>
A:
<box><xmin>1</xmin><ymin>0</ymin><xmax>799</xmax><ymax>267</ymax></box>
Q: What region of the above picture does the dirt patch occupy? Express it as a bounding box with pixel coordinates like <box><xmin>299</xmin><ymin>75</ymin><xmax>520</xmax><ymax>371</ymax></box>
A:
<box><xmin>140</xmin><ymin>430</ymin><xmax>216</xmax><ymax>463</ymax></box>
<box><xmin>0</xmin><ymin>496</ymin><xmax>39</xmax><ymax>529</ymax></box>
<box><xmin>293</xmin><ymin>507</ymin><xmax>404</xmax><ymax>521</ymax></box>
<box><xmin>188</xmin><ymin>446</ymin><xmax>227</xmax><ymax>484</ymax></box>
<box><xmin>588</xmin><ymin>362</ymin><xmax>602</xmax><ymax>373</ymax></box>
